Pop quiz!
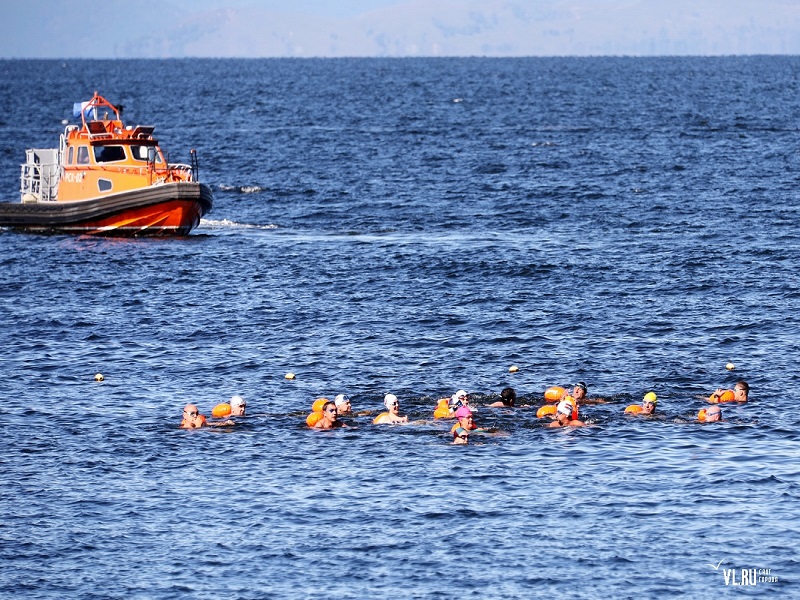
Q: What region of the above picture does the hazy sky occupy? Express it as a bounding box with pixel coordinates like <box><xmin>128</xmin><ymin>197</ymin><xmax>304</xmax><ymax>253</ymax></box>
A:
<box><xmin>3</xmin><ymin>0</ymin><xmax>800</xmax><ymax>58</ymax></box>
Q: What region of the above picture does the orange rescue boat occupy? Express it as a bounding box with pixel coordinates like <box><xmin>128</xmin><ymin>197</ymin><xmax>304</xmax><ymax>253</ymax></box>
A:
<box><xmin>0</xmin><ymin>92</ymin><xmax>212</xmax><ymax>236</ymax></box>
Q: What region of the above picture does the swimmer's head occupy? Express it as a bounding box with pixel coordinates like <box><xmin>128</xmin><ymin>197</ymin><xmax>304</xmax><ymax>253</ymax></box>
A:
<box><xmin>455</xmin><ymin>406</ymin><xmax>472</xmax><ymax>420</ymax></box>
<box><xmin>229</xmin><ymin>395</ymin><xmax>246</xmax><ymax>415</ymax></box>
<box><xmin>705</xmin><ymin>406</ymin><xmax>722</xmax><ymax>421</ymax></box>
<box><xmin>556</xmin><ymin>400</ymin><xmax>573</xmax><ymax>417</ymax></box>
<box><xmin>500</xmin><ymin>387</ymin><xmax>516</xmax><ymax>406</ymax></box>
<box><xmin>573</xmin><ymin>381</ymin><xmax>587</xmax><ymax>398</ymax></box>
<box><xmin>449</xmin><ymin>389</ymin><xmax>468</xmax><ymax>409</ymax></box>
<box><xmin>335</xmin><ymin>394</ymin><xmax>351</xmax><ymax>407</ymax></box>
<box><xmin>384</xmin><ymin>393</ymin><xmax>399</xmax><ymax>409</ymax></box>
<box><xmin>642</xmin><ymin>392</ymin><xmax>657</xmax><ymax>414</ymax></box>
<box><xmin>322</xmin><ymin>401</ymin><xmax>337</xmax><ymax>418</ymax></box>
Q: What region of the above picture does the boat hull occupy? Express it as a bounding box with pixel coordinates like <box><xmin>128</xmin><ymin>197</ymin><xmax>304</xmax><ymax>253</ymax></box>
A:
<box><xmin>0</xmin><ymin>182</ymin><xmax>213</xmax><ymax>236</ymax></box>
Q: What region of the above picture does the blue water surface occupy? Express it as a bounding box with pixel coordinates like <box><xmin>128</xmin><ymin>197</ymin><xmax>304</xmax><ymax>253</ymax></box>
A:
<box><xmin>0</xmin><ymin>57</ymin><xmax>798</xmax><ymax>598</ymax></box>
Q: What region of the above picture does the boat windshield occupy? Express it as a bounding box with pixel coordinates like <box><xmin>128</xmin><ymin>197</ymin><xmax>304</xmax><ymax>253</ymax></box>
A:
<box><xmin>94</xmin><ymin>145</ymin><xmax>126</xmax><ymax>163</ymax></box>
<box><xmin>131</xmin><ymin>145</ymin><xmax>163</xmax><ymax>163</ymax></box>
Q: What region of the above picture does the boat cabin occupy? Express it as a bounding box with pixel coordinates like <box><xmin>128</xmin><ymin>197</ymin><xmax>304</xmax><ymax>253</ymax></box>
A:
<box><xmin>20</xmin><ymin>92</ymin><xmax>195</xmax><ymax>203</ymax></box>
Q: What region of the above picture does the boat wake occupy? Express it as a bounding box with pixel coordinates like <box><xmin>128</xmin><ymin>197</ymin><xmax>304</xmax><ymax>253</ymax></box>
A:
<box><xmin>217</xmin><ymin>184</ymin><xmax>265</xmax><ymax>194</ymax></box>
<box><xmin>200</xmin><ymin>218</ymin><xmax>278</xmax><ymax>230</ymax></box>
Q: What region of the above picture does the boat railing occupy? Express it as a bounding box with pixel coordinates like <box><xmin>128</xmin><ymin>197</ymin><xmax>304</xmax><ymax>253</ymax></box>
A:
<box><xmin>189</xmin><ymin>149</ymin><xmax>200</xmax><ymax>182</ymax></box>
<box><xmin>170</xmin><ymin>163</ymin><xmax>195</xmax><ymax>182</ymax></box>
<box><xmin>20</xmin><ymin>149</ymin><xmax>61</xmax><ymax>202</ymax></box>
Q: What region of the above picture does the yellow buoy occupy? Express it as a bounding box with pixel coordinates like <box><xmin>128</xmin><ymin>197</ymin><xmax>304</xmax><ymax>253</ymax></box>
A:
<box><xmin>285</xmin><ymin>372</ymin><xmax>296</xmax><ymax>380</ymax></box>
<box><xmin>725</xmin><ymin>362</ymin><xmax>735</xmax><ymax>371</ymax></box>
<box><xmin>94</xmin><ymin>373</ymin><xmax>104</xmax><ymax>382</ymax></box>
<box><xmin>509</xmin><ymin>365</ymin><xmax>519</xmax><ymax>373</ymax></box>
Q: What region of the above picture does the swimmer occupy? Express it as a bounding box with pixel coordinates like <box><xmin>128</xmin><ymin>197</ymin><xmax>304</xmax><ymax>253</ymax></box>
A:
<box><xmin>434</xmin><ymin>389</ymin><xmax>470</xmax><ymax>419</ymax></box>
<box><xmin>180</xmin><ymin>404</ymin><xmax>234</xmax><ymax>429</ymax></box>
<box><xmin>625</xmin><ymin>392</ymin><xmax>658</xmax><ymax>415</ymax></box>
<box><xmin>452</xmin><ymin>406</ymin><xmax>475</xmax><ymax>444</ymax></box>
<box><xmin>373</xmin><ymin>394</ymin><xmax>409</xmax><ymax>424</ymax></box>
<box><xmin>313</xmin><ymin>401</ymin><xmax>347</xmax><ymax>429</ymax></box>
<box><xmin>704</xmin><ymin>406</ymin><xmax>722</xmax><ymax>422</ymax></box>
<box><xmin>641</xmin><ymin>392</ymin><xmax>657</xmax><ymax>415</ymax></box>
<box><xmin>570</xmin><ymin>382</ymin><xmax>587</xmax><ymax>403</ymax></box>
<box><xmin>568</xmin><ymin>381</ymin><xmax>607</xmax><ymax>405</ymax></box>
<box><xmin>451</xmin><ymin>389</ymin><xmax>469</xmax><ymax>410</ymax></box>
<box><xmin>709</xmin><ymin>380</ymin><xmax>749</xmax><ymax>403</ymax></box>
<box><xmin>488</xmin><ymin>387</ymin><xmax>516</xmax><ymax>407</ymax></box>
<box><xmin>229</xmin><ymin>395</ymin><xmax>247</xmax><ymax>416</ymax></box>
<box><xmin>334</xmin><ymin>394</ymin><xmax>352</xmax><ymax>415</ymax></box>
<box><xmin>548</xmin><ymin>399</ymin><xmax>587</xmax><ymax>428</ymax></box>
<box><xmin>180</xmin><ymin>404</ymin><xmax>206</xmax><ymax>429</ymax></box>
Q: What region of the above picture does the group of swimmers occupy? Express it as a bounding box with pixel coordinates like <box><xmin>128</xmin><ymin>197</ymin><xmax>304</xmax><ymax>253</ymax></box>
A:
<box><xmin>180</xmin><ymin>379</ymin><xmax>750</xmax><ymax>444</ymax></box>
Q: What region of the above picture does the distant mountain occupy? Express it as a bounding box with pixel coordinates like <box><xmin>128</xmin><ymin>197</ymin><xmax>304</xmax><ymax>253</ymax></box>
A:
<box><xmin>4</xmin><ymin>0</ymin><xmax>800</xmax><ymax>58</ymax></box>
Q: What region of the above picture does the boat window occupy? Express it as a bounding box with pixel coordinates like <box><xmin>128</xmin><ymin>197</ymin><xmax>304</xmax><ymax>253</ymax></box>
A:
<box><xmin>98</xmin><ymin>179</ymin><xmax>113</xmax><ymax>192</ymax></box>
<box><xmin>94</xmin><ymin>145</ymin><xmax>126</xmax><ymax>163</ymax></box>
<box><xmin>68</xmin><ymin>146</ymin><xmax>74</xmax><ymax>165</ymax></box>
<box><xmin>77</xmin><ymin>146</ymin><xmax>90</xmax><ymax>165</ymax></box>
<box><xmin>131</xmin><ymin>145</ymin><xmax>162</xmax><ymax>163</ymax></box>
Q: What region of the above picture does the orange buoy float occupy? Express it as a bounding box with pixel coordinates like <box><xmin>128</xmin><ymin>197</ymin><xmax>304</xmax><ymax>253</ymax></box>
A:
<box><xmin>212</xmin><ymin>403</ymin><xmax>232</xmax><ymax>418</ymax></box>
<box><xmin>624</xmin><ymin>404</ymin><xmax>643</xmax><ymax>414</ymax></box>
<box><xmin>697</xmin><ymin>408</ymin><xmax>707</xmax><ymax>421</ymax></box>
<box><xmin>433</xmin><ymin>398</ymin><xmax>451</xmax><ymax>419</ymax></box>
<box><xmin>306</xmin><ymin>397</ymin><xmax>330</xmax><ymax>427</ymax></box>
<box><xmin>537</xmin><ymin>405</ymin><xmax>556</xmax><ymax>418</ymax></box>
<box><xmin>312</xmin><ymin>397</ymin><xmax>329</xmax><ymax>412</ymax></box>
<box><xmin>709</xmin><ymin>390</ymin><xmax>735</xmax><ymax>403</ymax></box>
<box><xmin>544</xmin><ymin>386</ymin><xmax>566</xmax><ymax>402</ymax></box>
<box><xmin>372</xmin><ymin>412</ymin><xmax>390</xmax><ymax>424</ymax></box>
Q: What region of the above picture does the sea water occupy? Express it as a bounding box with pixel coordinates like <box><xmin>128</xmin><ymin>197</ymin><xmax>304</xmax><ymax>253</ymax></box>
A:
<box><xmin>0</xmin><ymin>57</ymin><xmax>798</xmax><ymax>598</ymax></box>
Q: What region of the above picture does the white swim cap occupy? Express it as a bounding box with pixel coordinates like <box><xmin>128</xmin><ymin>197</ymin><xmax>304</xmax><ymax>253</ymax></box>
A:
<box><xmin>230</xmin><ymin>395</ymin><xmax>245</xmax><ymax>407</ymax></box>
<box><xmin>449</xmin><ymin>389</ymin><xmax>468</xmax><ymax>409</ymax></box>
<box><xmin>334</xmin><ymin>394</ymin><xmax>350</xmax><ymax>406</ymax></box>
<box><xmin>384</xmin><ymin>393</ymin><xmax>398</xmax><ymax>408</ymax></box>
<box><xmin>557</xmin><ymin>400</ymin><xmax>573</xmax><ymax>416</ymax></box>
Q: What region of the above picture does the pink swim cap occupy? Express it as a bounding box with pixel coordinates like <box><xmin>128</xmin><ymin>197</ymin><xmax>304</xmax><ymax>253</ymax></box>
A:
<box><xmin>455</xmin><ymin>406</ymin><xmax>473</xmax><ymax>419</ymax></box>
